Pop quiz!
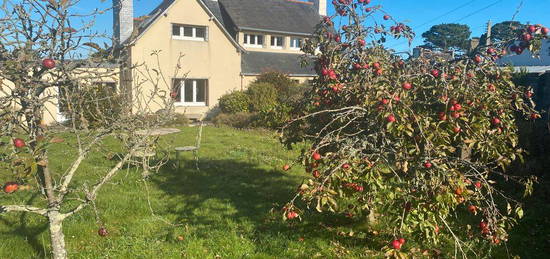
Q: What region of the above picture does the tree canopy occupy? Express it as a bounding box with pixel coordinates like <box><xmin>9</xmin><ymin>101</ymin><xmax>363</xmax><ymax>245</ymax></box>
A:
<box><xmin>481</xmin><ymin>21</ymin><xmax>525</xmax><ymax>44</ymax></box>
<box><xmin>421</xmin><ymin>23</ymin><xmax>471</xmax><ymax>51</ymax></box>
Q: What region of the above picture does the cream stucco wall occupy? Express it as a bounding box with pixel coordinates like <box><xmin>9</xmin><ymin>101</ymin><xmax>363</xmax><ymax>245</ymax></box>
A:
<box><xmin>130</xmin><ymin>0</ymin><xmax>242</xmax><ymax>118</ymax></box>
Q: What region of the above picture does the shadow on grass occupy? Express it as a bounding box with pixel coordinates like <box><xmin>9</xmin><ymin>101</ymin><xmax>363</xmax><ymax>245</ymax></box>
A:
<box><xmin>150</xmin><ymin>158</ymin><xmax>371</xmax><ymax>256</ymax></box>
<box><xmin>0</xmin><ymin>193</ymin><xmax>48</xmax><ymax>257</ymax></box>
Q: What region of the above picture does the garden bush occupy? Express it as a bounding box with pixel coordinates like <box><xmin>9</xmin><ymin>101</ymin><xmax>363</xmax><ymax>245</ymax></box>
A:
<box><xmin>246</xmin><ymin>82</ymin><xmax>278</xmax><ymax>112</ymax></box>
<box><xmin>218</xmin><ymin>90</ymin><xmax>250</xmax><ymax>113</ymax></box>
<box><xmin>212</xmin><ymin>112</ymin><xmax>256</xmax><ymax>129</ymax></box>
<box><xmin>254</xmin><ymin>71</ymin><xmax>298</xmax><ymax>99</ymax></box>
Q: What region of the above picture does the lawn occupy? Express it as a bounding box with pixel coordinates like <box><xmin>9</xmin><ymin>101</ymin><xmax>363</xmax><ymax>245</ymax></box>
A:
<box><xmin>0</xmin><ymin>126</ymin><xmax>548</xmax><ymax>258</ymax></box>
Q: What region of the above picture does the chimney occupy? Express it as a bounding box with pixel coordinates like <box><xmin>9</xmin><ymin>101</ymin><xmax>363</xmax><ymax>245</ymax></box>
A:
<box><xmin>113</xmin><ymin>0</ymin><xmax>134</xmax><ymax>46</ymax></box>
<box><xmin>312</xmin><ymin>0</ymin><xmax>327</xmax><ymax>16</ymax></box>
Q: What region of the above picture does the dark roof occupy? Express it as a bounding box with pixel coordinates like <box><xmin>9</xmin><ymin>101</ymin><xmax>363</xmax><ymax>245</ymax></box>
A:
<box><xmin>219</xmin><ymin>0</ymin><xmax>320</xmax><ymax>34</ymax></box>
<box><xmin>242</xmin><ymin>52</ymin><xmax>316</xmax><ymax>76</ymax></box>
<box><xmin>202</xmin><ymin>0</ymin><xmax>226</xmax><ymax>27</ymax></box>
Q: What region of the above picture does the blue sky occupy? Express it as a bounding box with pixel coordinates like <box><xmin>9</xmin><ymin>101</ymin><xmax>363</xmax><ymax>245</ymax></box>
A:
<box><xmin>75</xmin><ymin>0</ymin><xmax>550</xmax><ymax>53</ymax></box>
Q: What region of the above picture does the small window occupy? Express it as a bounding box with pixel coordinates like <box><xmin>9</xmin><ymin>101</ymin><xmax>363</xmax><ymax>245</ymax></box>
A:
<box><xmin>172</xmin><ymin>24</ymin><xmax>207</xmax><ymax>41</ymax></box>
<box><xmin>270</xmin><ymin>36</ymin><xmax>283</xmax><ymax>49</ymax></box>
<box><xmin>172</xmin><ymin>24</ymin><xmax>180</xmax><ymax>36</ymax></box>
<box><xmin>244</xmin><ymin>33</ymin><xmax>264</xmax><ymax>48</ymax></box>
<box><xmin>173</xmin><ymin>79</ymin><xmax>208</xmax><ymax>106</ymax></box>
<box><xmin>290</xmin><ymin>37</ymin><xmax>302</xmax><ymax>49</ymax></box>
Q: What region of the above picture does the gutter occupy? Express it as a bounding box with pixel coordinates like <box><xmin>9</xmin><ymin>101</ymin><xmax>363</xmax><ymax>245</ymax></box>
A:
<box><xmin>240</xmin><ymin>72</ymin><xmax>317</xmax><ymax>77</ymax></box>
<box><xmin>238</xmin><ymin>26</ymin><xmax>313</xmax><ymax>37</ymax></box>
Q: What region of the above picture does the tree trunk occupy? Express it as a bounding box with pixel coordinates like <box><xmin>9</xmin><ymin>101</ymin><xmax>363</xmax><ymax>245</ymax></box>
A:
<box><xmin>48</xmin><ymin>211</ymin><xmax>67</xmax><ymax>259</ymax></box>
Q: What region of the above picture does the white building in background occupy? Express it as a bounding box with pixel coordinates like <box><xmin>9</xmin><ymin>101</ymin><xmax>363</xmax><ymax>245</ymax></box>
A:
<box><xmin>497</xmin><ymin>39</ymin><xmax>550</xmax><ymax>73</ymax></box>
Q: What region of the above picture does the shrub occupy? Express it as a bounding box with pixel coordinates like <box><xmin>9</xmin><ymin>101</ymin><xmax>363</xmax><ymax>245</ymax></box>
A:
<box><xmin>212</xmin><ymin>112</ymin><xmax>255</xmax><ymax>128</ymax></box>
<box><xmin>246</xmin><ymin>82</ymin><xmax>278</xmax><ymax>112</ymax></box>
<box><xmin>254</xmin><ymin>71</ymin><xmax>298</xmax><ymax>98</ymax></box>
<box><xmin>253</xmin><ymin>103</ymin><xmax>293</xmax><ymax>129</ymax></box>
<box><xmin>162</xmin><ymin>113</ymin><xmax>189</xmax><ymax>126</ymax></box>
<box><xmin>218</xmin><ymin>90</ymin><xmax>250</xmax><ymax>113</ymax></box>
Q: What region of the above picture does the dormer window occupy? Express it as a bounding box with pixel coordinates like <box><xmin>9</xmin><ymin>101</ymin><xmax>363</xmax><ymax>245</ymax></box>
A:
<box><xmin>270</xmin><ymin>36</ymin><xmax>283</xmax><ymax>49</ymax></box>
<box><xmin>172</xmin><ymin>24</ymin><xmax>207</xmax><ymax>41</ymax></box>
<box><xmin>244</xmin><ymin>34</ymin><xmax>264</xmax><ymax>48</ymax></box>
<box><xmin>290</xmin><ymin>37</ymin><xmax>303</xmax><ymax>50</ymax></box>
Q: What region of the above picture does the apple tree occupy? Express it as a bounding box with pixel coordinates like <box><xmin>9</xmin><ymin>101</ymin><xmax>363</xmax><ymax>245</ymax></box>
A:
<box><xmin>0</xmin><ymin>1</ymin><xmax>179</xmax><ymax>258</ymax></box>
<box><xmin>281</xmin><ymin>1</ymin><xmax>545</xmax><ymax>257</ymax></box>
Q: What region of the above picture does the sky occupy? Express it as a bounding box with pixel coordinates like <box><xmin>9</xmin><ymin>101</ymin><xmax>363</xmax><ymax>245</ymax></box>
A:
<box><xmin>74</xmin><ymin>0</ymin><xmax>550</xmax><ymax>53</ymax></box>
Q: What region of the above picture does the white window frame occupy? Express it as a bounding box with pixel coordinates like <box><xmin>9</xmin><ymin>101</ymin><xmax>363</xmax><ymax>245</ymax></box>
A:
<box><xmin>172</xmin><ymin>24</ymin><xmax>206</xmax><ymax>41</ymax></box>
<box><xmin>243</xmin><ymin>33</ymin><xmax>264</xmax><ymax>48</ymax></box>
<box><xmin>290</xmin><ymin>37</ymin><xmax>302</xmax><ymax>50</ymax></box>
<box><xmin>174</xmin><ymin>79</ymin><xmax>207</xmax><ymax>107</ymax></box>
<box><xmin>270</xmin><ymin>36</ymin><xmax>283</xmax><ymax>49</ymax></box>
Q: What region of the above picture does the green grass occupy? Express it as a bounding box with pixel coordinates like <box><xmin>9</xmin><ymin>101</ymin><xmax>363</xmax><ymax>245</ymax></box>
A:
<box><xmin>0</xmin><ymin>126</ymin><xmax>548</xmax><ymax>258</ymax></box>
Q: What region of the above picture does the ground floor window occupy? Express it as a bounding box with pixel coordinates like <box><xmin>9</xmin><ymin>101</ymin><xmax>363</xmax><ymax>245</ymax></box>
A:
<box><xmin>173</xmin><ymin>79</ymin><xmax>207</xmax><ymax>106</ymax></box>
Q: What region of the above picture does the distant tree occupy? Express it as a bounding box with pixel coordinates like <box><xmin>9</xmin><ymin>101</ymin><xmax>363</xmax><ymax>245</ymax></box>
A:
<box><xmin>421</xmin><ymin>23</ymin><xmax>471</xmax><ymax>51</ymax></box>
<box><xmin>480</xmin><ymin>21</ymin><xmax>525</xmax><ymax>44</ymax></box>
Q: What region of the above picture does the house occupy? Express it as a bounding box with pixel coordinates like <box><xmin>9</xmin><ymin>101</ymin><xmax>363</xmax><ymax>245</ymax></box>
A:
<box><xmin>113</xmin><ymin>0</ymin><xmax>325</xmax><ymax>119</ymax></box>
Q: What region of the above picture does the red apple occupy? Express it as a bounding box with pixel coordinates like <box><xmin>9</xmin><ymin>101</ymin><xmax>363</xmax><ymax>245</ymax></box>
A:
<box><xmin>42</xmin><ymin>58</ymin><xmax>56</xmax><ymax>69</ymax></box>
<box><xmin>365</xmin><ymin>7</ymin><xmax>372</xmax><ymax>12</ymax></box>
<box><xmin>528</xmin><ymin>25</ymin><xmax>537</xmax><ymax>33</ymax></box>
<box><xmin>372</xmin><ymin>62</ymin><xmax>381</xmax><ymax>69</ymax></box>
<box><xmin>455</xmin><ymin>188</ymin><xmax>463</xmax><ymax>195</ymax></box>
<box><xmin>312</xmin><ymin>152</ymin><xmax>322</xmax><ymax>161</ymax></box>
<box><xmin>491</xmin><ymin>117</ymin><xmax>501</xmax><ymax>125</ymax></box>
<box><xmin>473</xmin><ymin>55</ymin><xmax>482</xmax><ymax>63</ymax></box>
<box><xmin>479</xmin><ymin>221</ymin><xmax>487</xmax><ymax>229</ymax></box>
<box><xmin>3</xmin><ymin>182</ymin><xmax>19</xmax><ymax>194</ymax></box>
<box><xmin>98</xmin><ymin>227</ymin><xmax>109</xmax><ymax>237</ymax></box>
<box><xmin>391</xmin><ymin>239</ymin><xmax>402</xmax><ymax>249</ymax></box>
<box><xmin>430</xmin><ymin>69</ymin><xmax>440</xmax><ymax>78</ymax></box>
<box><xmin>312</xmin><ymin>170</ymin><xmax>320</xmax><ymax>178</ymax></box>
<box><xmin>321</xmin><ymin>68</ymin><xmax>329</xmax><ymax>76</ymax></box>
<box><xmin>402</xmin><ymin>82</ymin><xmax>412</xmax><ymax>90</ymax></box>
<box><xmin>487</xmin><ymin>84</ymin><xmax>496</xmax><ymax>92</ymax></box>
<box><xmin>383</xmin><ymin>15</ymin><xmax>391</xmax><ymax>20</ymax></box>
<box><xmin>423</xmin><ymin>161</ymin><xmax>432</xmax><ymax>168</ymax></box>
<box><xmin>487</xmin><ymin>48</ymin><xmax>496</xmax><ymax>55</ymax></box>
<box><xmin>358</xmin><ymin>38</ymin><xmax>365</xmax><ymax>46</ymax></box>
<box><xmin>542</xmin><ymin>27</ymin><xmax>549</xmax><ymax>35</ymax></box>
<box><xmin>474</xmin><ymin>181</ymin><xmax>482</xmax><ymax>189</ymax></box>
<box><xmin>342</xmin><ymin>163</ymin><xmax>350</xmax><ymax>170</ymax></box>
<box><xmin>453</xmin><ymin>126</ymin><xmax>461</xmax><ymax>133</ymax></box>
<box><xmin>282</xmin><ymin>164</ymin><xmax>290</xmax><ymax>171</ymax></box>
<box><xmin>380</xmin><ymin>98</ymin><xmax>390</xmax><ymax>105</ymax></box>
<box><xmin>453</xmin><ymin>103</ymin><xmax>462</xmax><ymax>111</ymax></box>
<box><xmin>386</xmin><ymin>114</ymin><xmax>396</xmax><ymax>123</ymax></box>
<box><xmin>468</xmin><ymin>205</ymin><xmax>477</xmax><ymax>214</ymax></box>
<box><xmin>530</xmin><ymin>113</ymin><xmax>540</xmax><ymax>120</ymax></box>
<box><xmin>286</xmin><ymin>211</ymin><xmax>298</xmax><ymax>219</ymax></box>
<box><xmin>438</xmin><ymin>112</ymin><xmax>447</xmax><ymax>121</ymax></box>
<box><xmin>522</xmin><ymin>33</ymin><xmax>532</xmax><ymax>41</ymax></box>
<box><xmin>398</xmin><ymin>238</ymin><xmax>406</xmax><ymax>245</ymax></box>
<box><xmin>374</xmin><ymin>69</ymin><xmax>383</xmax><ymax>76</ymax></box>
<box><xmin>13</xmin><ymin>138</ymin><xmax>26</xmax><ymax>148</ymax></box>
